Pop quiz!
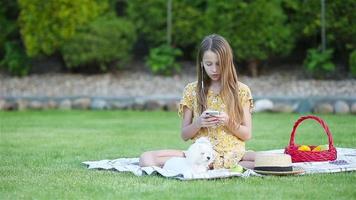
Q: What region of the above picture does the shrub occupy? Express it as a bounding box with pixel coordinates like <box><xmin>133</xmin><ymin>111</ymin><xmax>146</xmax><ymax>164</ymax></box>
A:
<box><xmin>18</xmin><ymin>0</ymin><xmax>108</xmax><ymax>57</ymax></box>
<box><xmin>127</xmin><ymin>0</ymin><xmax>204</xmax><ymax>54</ymax></box>
<box><xmin>303</xmin><ymin>48</ymin><xmax>335</xmax><ymax>78</ymax></box>
<box><xmin>0</xmin><ymin>41</ymin><xmax>31</xmax><ymax>76</ymax></box>
<box><xmin>146</xmin><ymin>44</ymin><xmax>182</xmax><ymax>76</ymax></box>
<box><xmin>290</xmin><ymin>0</ymin><xmax>355</xmax><ymax>49</ymax></box>
<box><xmin>349</xmin><ymin>50</ymin><xmax>356</xmax><ymax>77</ymax></box>
<box><xmin>61</xmin><ymin>15</ymin><xmax>136</xmax><ymax>70</ymax></box>
<box><xmin>171</xmin><ymin>0</ymin><xmax>205</xmax><ymax>50</ymax></box>
<box><xmin>284</xmin><ymin>0</ymin><xmax>356</xmax><ymax>74</ymax></box>
<box><xmin>127</xmin><ymin>0</ymin><xmax>166</xmax><ymax>47</ymax></box>
<box><xmin>0</xmin><ymin>0</ymin><xmax>18</xmax><ymax>53</ymax></box>
<box><xmin>0</xmin><ymin>1</ymin><xmax>31</xmax><ymax>76</ymax></box>
<box><xmin>205</xmin><ymin>0</ymin><xmax>293</xmax><ymax>76</ymax></box>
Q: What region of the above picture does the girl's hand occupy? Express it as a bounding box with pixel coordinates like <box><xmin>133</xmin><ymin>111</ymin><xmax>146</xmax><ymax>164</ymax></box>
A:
<box><xmin>196</xmin><ymin>111</ymin><xmax>219</xmax><ymax>128</ymax></box>
<box><xmin>215</xmin><ymin>111</ymin><xmax>229</xmax><ymax>126</ymax></box>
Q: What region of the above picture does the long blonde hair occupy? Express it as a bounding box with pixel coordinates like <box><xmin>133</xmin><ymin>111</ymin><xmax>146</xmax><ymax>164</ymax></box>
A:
<box><xmin>196</xmin><ymin>34</ymin><xmax>244</xmax><ymax>127</ymax></box>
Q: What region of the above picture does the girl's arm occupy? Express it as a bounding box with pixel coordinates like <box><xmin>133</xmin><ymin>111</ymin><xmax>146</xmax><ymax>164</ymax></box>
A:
<box><xmin>181</xmin><ymin>106</ymin><xmax>219</xmax><ymax>141</ymax></box>
<box><xmin>219</xmin><ymin>106</ymin><xmax>252</xmax><ymax>141</ymax></box>
<box><xmin>181</xmin><ymin>106</ymin><xmax>199</xmax><ymax>141</ymax></box>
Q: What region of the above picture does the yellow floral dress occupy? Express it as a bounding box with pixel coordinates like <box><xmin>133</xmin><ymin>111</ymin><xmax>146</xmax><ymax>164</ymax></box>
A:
<box><xmin>178</xmin><ymin>81</ymin><xmax>254</xmax><ymax>169</ymax></box>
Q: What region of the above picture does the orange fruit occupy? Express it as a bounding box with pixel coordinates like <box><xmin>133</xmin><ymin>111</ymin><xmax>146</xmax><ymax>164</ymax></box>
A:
<box><xmin>312</xmin><ymin>145</ymin><xmax>329</xmax><ymax>152</ymax></box>
<box><xmin>298</xmin><ymin>145</ymin><xmax>311</xmax><ymax>151</ymax></box>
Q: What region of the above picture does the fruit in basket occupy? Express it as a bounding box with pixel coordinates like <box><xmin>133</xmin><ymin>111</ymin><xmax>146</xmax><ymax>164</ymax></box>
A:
<box><xmin>298</xmin><ymin>145</ymin><xmax>311</xmax><ymax>151</ymax></box>
<box><xmin>312</xmin><ymin>144</ymin><xmax>329</xmax><ymax>152</ymax></box>
<box><xmin>230</xmin><ymin>164</ymin><xmax>244</xmax><ymax>173</ymax></box>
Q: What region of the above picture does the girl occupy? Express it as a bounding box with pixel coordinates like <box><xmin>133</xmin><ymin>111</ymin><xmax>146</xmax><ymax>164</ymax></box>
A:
<box><xmin>139</xmin><ymin>34</ymin><xmax>255</xmax><ymax>169</ymax></box>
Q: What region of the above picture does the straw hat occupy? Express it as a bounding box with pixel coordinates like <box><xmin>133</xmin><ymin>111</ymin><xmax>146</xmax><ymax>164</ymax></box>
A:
<box><xmin>254</xmin><ymin>153</ymin><xmax>304</xmax><ymax>175</ymax></box>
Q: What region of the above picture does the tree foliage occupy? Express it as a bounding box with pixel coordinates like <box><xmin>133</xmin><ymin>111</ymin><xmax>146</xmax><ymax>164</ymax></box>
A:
<box><xmin>0</xmin><ymin>0</ymin><xmax>355</xmax><ymax>77</ymax></box>
<box><xmin>0</xmin><ymin>0</ymin><xmax>30</xmax><ymax>76</ymax></box>
<box><xmin>61</xmin><ymin>15</ymin><xmax>136</xmax><ymax>70</ymax></box>
<box><xmin>18</xmin><ymin>0</ymin><xmax>108</xmax><ymax>57</ymax></box>
<box><xmin>205</xmin><ymin>0</ymin><xmax>293</xmax><ymax>76</ymax></box>
<box><xmin>127</xmin><ymin>0</ymin><xmax>205</xmax><ymax>54</ymax></box>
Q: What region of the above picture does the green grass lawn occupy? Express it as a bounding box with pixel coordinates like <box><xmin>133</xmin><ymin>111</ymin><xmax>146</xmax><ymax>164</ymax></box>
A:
<box><xmin>1</xmin><ymin>110</ymin><xmax>355</xmax><ymax>199</ymax></box>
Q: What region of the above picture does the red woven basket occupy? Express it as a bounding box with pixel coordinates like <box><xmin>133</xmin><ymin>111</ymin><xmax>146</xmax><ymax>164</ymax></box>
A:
<box><xmin>284</xmin><ymin>115</ymin><xmax>337</xmax><ymax>163</ymax></box>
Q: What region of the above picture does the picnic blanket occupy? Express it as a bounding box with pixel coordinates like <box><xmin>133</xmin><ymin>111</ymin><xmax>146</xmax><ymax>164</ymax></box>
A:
<box><xmin>82</xmin><ymin>147</ymin><xmax>356</xmax><ymax>180</ymax></box>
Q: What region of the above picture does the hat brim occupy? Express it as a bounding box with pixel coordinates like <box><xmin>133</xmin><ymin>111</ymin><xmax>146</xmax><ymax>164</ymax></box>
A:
<box><xmin>253</xmin><ymin>166</ymin><xmax>304</xmax><ymax>176</ymax></box>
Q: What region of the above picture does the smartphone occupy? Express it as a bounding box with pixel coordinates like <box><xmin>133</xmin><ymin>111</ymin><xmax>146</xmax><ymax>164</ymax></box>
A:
<box><xmin>205</xmin><ymin>110</ymin><xmax>220</xmax><ymax>116</ymax></box>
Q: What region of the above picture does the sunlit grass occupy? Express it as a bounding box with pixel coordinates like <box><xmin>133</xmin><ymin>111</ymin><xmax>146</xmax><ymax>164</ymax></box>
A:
<box><xmin>0</xmin><ymin>111</ymin><xmax>355</xmax><ymax>199</ymax></box>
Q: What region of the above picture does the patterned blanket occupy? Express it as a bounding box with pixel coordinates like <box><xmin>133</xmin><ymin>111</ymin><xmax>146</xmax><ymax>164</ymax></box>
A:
<box><xmin>82</xmin><ymin>148</ymin><xmax>356</xmax><ymax>180</ymax></box>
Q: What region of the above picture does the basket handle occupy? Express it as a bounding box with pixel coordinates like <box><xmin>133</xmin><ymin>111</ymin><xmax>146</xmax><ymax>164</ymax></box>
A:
<box><xmin>288</xmin><ymin>115</ymin><xmax>335</xmax><ymax>150</ymax></box>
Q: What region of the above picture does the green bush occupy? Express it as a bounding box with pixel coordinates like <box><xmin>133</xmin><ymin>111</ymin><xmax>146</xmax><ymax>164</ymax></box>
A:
<box><xmin>290</xmin><ymin>0</ymin><xmax>355</xmax><ymax>50</ymax></box>
<box><xmin>303</xmin><ymin>48</ymin><xmax>335</xmax><ymax>78</ymax></box>
<box><xmin>171</xmin><ymin>0</ymin><xmax>205</xmax><ymax>50</ymax></box>
<box><xmin>349</xmin><ymin>50</ymin><xmax>356</xmax><ymax>77</ymax></box>
<box><xmin>61</xmin><ymin>15</ymin><xmax>136</xmax><ymax>70</ymax></box>
<box><xmin>0</xmin><ymin>41</ymin><xmax>30</xmax><ymax>76</ymax></box>
<box><xmin>0</xmin><ymin>1</ymin><xmax>31</xmax><ymax>76</ymax></box>
<box><xmin>146</xmin><ymin>44</ymin><xmax>182</xmax><ymax>76</ymax></box>
<box><xmin>127</xmin><ymin>0</ymin><xmax>204</xmax><ymax>53</ymax></box>
<box><xmin>0</xmin><ymin>0</ymin><xmax>18</xmax><ymax>53</ymax></box>
<box><xmin>18</xmin><ymin>0</ymin><xmax>108</xmax><ymax>57</ymax></box>
<box><xmin>127</xmin><ymin>0</ymin><xmax>166</xmax><ymax>47</ymax></box>
<box><xmin>205</xmin><ymin>0</ymin><xmax>293</xmax><ymax>76</ymax></box>
<box><xmin>284</xmin><ymin>0</ymin><xmax>356</xmax><ymax>74</ymax></box>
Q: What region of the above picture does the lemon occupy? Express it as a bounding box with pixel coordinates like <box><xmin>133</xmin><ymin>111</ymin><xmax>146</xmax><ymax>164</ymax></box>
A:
<box><xmin>312</xmin><ymin>144</ymin><xmax>329</xmax><ymax>152</ymax></box>
<box><xmin>298</xmin><ymin>145</ymin><xmax>311</xmax><ymax>151</ymax></box>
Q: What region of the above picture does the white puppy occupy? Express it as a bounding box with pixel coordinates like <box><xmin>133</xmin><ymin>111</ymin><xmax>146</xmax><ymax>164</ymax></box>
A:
<box><xmin>163</xmin><ymin>137</ymin><xmax>215</xmax><ymax>178</ymax></box>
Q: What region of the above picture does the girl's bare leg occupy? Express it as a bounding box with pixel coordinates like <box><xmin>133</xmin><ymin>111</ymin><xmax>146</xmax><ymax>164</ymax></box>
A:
<box><xmin>139</xmin><ymin>150</ymin><xmax>184</xmax><ymax>167</ymax></box>
<box><xmin>238</xmin><ymin>151</ymin><xmax>256</xmax><ymax>169</ymax></box>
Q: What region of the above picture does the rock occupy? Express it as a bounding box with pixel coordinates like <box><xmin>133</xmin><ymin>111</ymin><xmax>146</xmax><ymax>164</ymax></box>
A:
<box><xmin>296</xmin><ymin>100</ymin><xmax>312</xmax><ymax>113</ymax></box>
<box><xmin>91</xmin><ymin>99</ymin><xmax>108</xmax><ymax>110</ymax></box>
<box><xmin>110</xmin><ymin>100</ymin><xmax>132</xmax><ymax>110</ymax></box>
<box><xmin>0</xmin><ymin>99</ymin><xmax>17</xmax><ymax>111</ymax></box>
<box><xmin>144</xmin><ymin>100</ymin><xmax>162</xmax><ymax>111</ymax></box>
<box><xmin>0</xmin><ymin>99</ymin><xmax>7</xmax><ymax>110</ymax></box>
<box><xmin>313</xmin><ymin>103</ymin><xmax>333</xmax><ymax>114</ymax></box>
<box><xmin>59</xmin><ymin>99</ymin><xmax>72</xmax><ymax>110</ymax></box>
<box><xmin>334</xmin><ymin>100</ymin><xmax>350</xmax><ymax>114</ymax></box>
<box><xmin>47</xmin><ymin>100</ymin><xmax>58</xmax><ymax>109</ymax></box>
<box><xmin>271</xmin><ymin>103</ymin><xmax>295</xmax><ymax>113</ymax></box>
<box><xmin>351</xmin><ymin>102</ymin><xmax>356</xmax><ymax>114</ymax></box>
<box><xmin>165</xmin><ymin>100</ymin><xmax>179</xmax><ymax>112</ymax></box>
<box><xmin>72</xmin><ymin>98</ymin><xmax>91</xmax><ymax>110</ymax></box>
<box><xmin>29</xmin><ymin>101</ymin><xmax>43</xmax><ymax>110</ymax></box>
<box><xmin>254</xmin><ymin>99</ymin><xmax>274</xmax><ymax>112</ymax></box>
<box><xmin>131</xmin><ymin>99</ymin><xmax>145</xmax><ymax>110</ymax></box>
<box><xmin>17</xmin><ymin>99</ymin><xmax>29</xmax><ymax>111</ymax></box>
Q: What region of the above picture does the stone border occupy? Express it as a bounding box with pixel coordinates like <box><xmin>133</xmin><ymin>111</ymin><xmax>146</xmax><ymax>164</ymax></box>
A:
<box><xmin>0</xmin><ymin>96</ymin><xmax>356</xmax><ymax>114</ymax></box>
<box><xmin>253</xmin><ymin>97</ymin><xmax>356</xmax><ymax>114</ymax></box>
<box><xmin>0</xmin><ymin>96</ymin><xmax>180</xmax><ymax>112</ymax></box>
